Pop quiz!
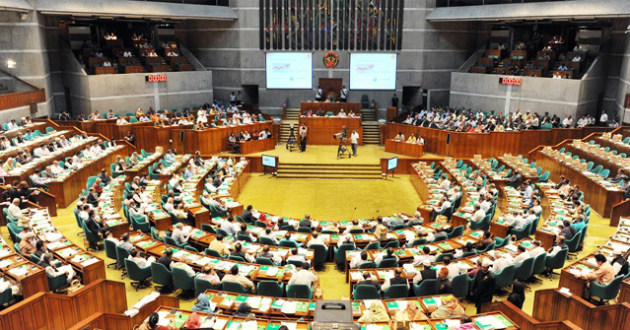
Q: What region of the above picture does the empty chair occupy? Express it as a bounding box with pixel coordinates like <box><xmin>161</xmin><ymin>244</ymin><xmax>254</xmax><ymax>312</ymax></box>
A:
<box><xmin>150</xmin><ymin>262</ymin><xmax>173</xmax><ymax>292</ymax></box>
<box><xmin>257</xmin><ymin>280</ymin><xmax>285</xmax><ymax>297</ymax></box>
<box><xmin>172</xmin><ymin>267</ymin><xmax>195</xmax><ymax>296</ymax></box>
<box><xmin>352</xmin><ymin>284</ymin><xmax>381</xmax><ymax>299</ymax></box>
<box><xmin>287</xmin><ymin>284</ymin><xmax>313</xmax><ymax>299</ymax></box>
<box><xmin>451</xmin><ymin>274</ymin><xmax>470</xmax><ymax>299</ymax></box>
<box><xmin>383</xmin><ymin>284</ymin><xmax>408</xmax><ymax>299</ymax></box>
<box><xmin>194</xmin><ymin>277</ymin><xmax>217</xmax><ymax>297</ymax></box>
<box><xmin>413</xmin><ymin>279</ymin><xmax>438</xmax><ymax>296</ymax></box>
<box><xmin>222</xmin><ymin>281</ymin><xmax>249</xmax><ymax>294</ymax></box>
<box><xmin>494</xmin><ymin>265</ymin><xmax>516</xmax><ymax>292</ymax></box>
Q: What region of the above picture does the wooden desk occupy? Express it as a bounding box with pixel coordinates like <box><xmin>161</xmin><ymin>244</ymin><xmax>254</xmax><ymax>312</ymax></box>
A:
<box><xmin>132</xmin><ymin>124</ymin><xmax>191</xmax><ymax>152</ymax></box>
<box><xmin>384</xmin><ymin>139</ymin><xmax>424</xmax><ymax>157</ymax></box>
<box><xmin>148</xmin><ymin>64</ymin><xmax>170</xmax><ymax>72</ymax></box>
<box><xmin>47</xmin><ymin>145</ymin><xmax>129</xmax><ymax>208</ymax></box>
<box><xmin>171</xmin><ymin>122</ymin><xmax>274</xmax><ymax>156</ymax></box>
<box><xmin>298</xmin><ymin>117</ymin><xmax>363</xmax><ymax>145</ymax></box>
<box><xmin>299</xmin><ymin>102</ymin><xmax>361</xmax><ymax>115</ymax></box>
<box><xmin>240</xmin><ymin>138</ymin><xmax>275</xmax><ymax>154</ymax></box>
<box><xmin>0</xmin><ymin>253</ymin><xmax>49</xmax><ymax>298</ymax></box>
<box><xmin>94</xmin><ymin>67</ymin><xmax>115</xmax><ymax>75</ymax></box>
<box><xmin>124</xmin><ymin>65</ymin><xmax>143</xmax><ymax>73</ymax></box>
<box><xmin>533</xmin><ymin>151</ymin><xmax>623</xmax><ymax>217</ymax></box>
<box><xmin>92</xmin><ymin>121</ymin><xmax>152</xmax><ymax>140</ymax></box>
<box><xmin>383</xmin><ymin>123</ymin><xmax>615</xmax><ymax>159</ymax></box>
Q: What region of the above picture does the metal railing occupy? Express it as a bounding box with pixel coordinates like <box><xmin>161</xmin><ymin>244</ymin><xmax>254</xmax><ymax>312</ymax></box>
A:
<box><xmin>128</xmin><ymin>0</ymin><xmax>229</xmax><ymax>6</ymax></box>
<box><xmin>436</xmin><ymin>0</ymin><xmax>580</xmax><ymax>7</ymax></box>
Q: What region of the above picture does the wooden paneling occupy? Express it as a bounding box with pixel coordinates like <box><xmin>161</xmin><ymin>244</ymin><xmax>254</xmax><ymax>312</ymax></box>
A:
<box><xmin>383</xmin><ymin>123</ymin><xmax>616</xmax><ymax>158</ymax></box>
<box><xmin>171</xmin><ymin>122</ymin><xmax>274</xmax><ymax>156</ymax></box>
<box><xmin>0</xmin><ymin>280</ymin><xmax>129</xmax><ymax>330</ymax></box>
<box><xmin>92</xmin><ymin>121</ymin><xmax>153</xmax><ymax>140</ymax></box>
<box><xmin>0</xmin><ymin>90</ymin><xmax>46</xmax><ymax>111</ymax></box>
<box><xmin>384</xmin><ymin>139</ymin><xmax>423</xmax><ymax>157</ymax></box>
<box><xmin>533</xmin><ymin>150</ymin><xmax>623</xmax><ymax>217</ymax></box>
<box><xmin>610</xmin><ymin>199</ymin><xmax>630</xmax><ymax>227</ymax></box>
<box><xmin>300</xmin><ymin>102</ymin><xmax>361</xmax><ymax>115</ymax></box>
<box><xmin>298</xmin><ymin>117</ymin><xmax>363</xmax><ymax>145</ymax></box>
<box><xmin>240</xmin><ymin>138</ymin><xmax>276</xmax><ymax>154</ymax></box>
<box><xmin>532</xmin><ymin>289</ymin><xmax>630</xmax><ymax>330</ymax></box>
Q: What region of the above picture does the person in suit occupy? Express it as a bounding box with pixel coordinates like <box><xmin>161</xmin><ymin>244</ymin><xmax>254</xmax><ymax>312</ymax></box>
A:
<box><xmin>157</xmin><ymin>249</ymin><xmax>174</xmax><ymax>270</ymax></box>
<box><xmin>357</xmin><ymin>272</ymin><xmax>381</xmax><ymax>292</ymax></box>
<box><xmin>381</xmin><ymin>268</ymin><xmax>409</xmax><ymax>292</ymax></box>
<box><xmin>241</xmin><ymin>205</ymin><xmax>254</xmax><ymax>223</ymax></box>
<box><xmin>470</xmin><ymin>259</ymin><xmax>495</xmax><ymax>313</ymax></box>
<box><xmin>437</xmin><ymin>268</ymin><xmax>452</xmax><ymax>294</ymax></box>
<box><xmin>413</xmin><ymin>259</ymin><xmax>437</xmax><ymax>284</ymax></box>
<box><xmin>86</xmin><ymin>187</ymin><xmax>99</xmax><ymax>207</ymax></box>
<box><xmin>299</xmin><ymin>214</ymin><xmax>312</xmax><ymax>229</ymax></box>
<box><xmin>230</xmin><ymin>243</ymin><xmax>255</xmax><ymax>263</ymax></box>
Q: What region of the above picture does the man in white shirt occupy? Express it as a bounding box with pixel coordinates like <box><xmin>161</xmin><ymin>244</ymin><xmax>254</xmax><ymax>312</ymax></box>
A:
<box><xmin>171</xmin><ymin>223</ymin><xmax>190</xmax><ymax>245</ymax></box>
<box><xmin>350</xmin><ymin>251</ymin><xmax>370</xmax><ymax>269</ymax></box>
<box><xmin>599</xmin><ymin>112</ymin><xmax>608</xmax><ymax>125</ymax></box>
<box><xmin>33</xmin><ymin>146</ymin><xmax>49</xmax><ymax>158</ymax></box>
<box><xmin>513</xmin><ymin>245</ymin><xmax>531</xmax><ymax>265</ymax></box>
<box><xmin>128</xmin><ymin>249</ymin><xmax>155</xmax><ymax>268</ymax></box>
<box><xmin>443</xmin><ymin>256</ymin><xmax>467</xmax><ymax>281</ymax></box>
<box><xmin>470</xmin><ymin>205</ymin><xmax>486</xmax><ymax>223</ymax></box>
<box><xmin>491</xmin><ymin>255</ymin><xmax>514</xmax><ymax>274</ymax></box>
<box><xmin>306</xmin><ymin>232</ymin><xmax>325</xmax><ymax>247</ymax></box>
<box><xmin>412</xmin><ymin>246</ymin><xmax>435</xmax><ymax>266</ymax></box>
<box><xmin>350</xmin><ymin>129</ymin><xmax>360</xmax><ymax>157</ymax></box>
<box><xmin>8</xmin><ymin>198</ymin><xmax>26</xmax><ymax>224</ymax></box>
<box><xmin>529</xmin><ymin>241</ymin><xmax>546</xmax><ymax>259</ymax></box>
<box><xmin>562</xmin><ymin>116</ymin><xmax>573</xmax><ymax>128</ymax></box>
<box><xmin>288</xmin><ymin>262</ymin><xmax>319</xmax><ymax>288</ymax></box>
<box><xmin>49</xmin><ymin>160</ymin><xmax>63</xmax><ymax>176</ymax></box>
<box><xmin>220</xmin><ymin>216</ymin><xmax>238</xmax><ymax>236</ymax></box>
<box><xmin>438</xmin><ymin>177</ymin><xmax>451</xmax><ymax>190</ymax></box>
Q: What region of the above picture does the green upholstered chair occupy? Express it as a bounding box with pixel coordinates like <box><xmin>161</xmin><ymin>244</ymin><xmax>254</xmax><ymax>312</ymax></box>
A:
<box><xmin>257</xmin><ymin>280</ymin><xmax>285</xmax><ymax>297</ymax></box>
<box><xmin>287</xmin><ymin>284</ymin><xmax>313</xmax><ymax>299</ymax></box>
<box><xmin>383</xmin><ymin>284</ymin><xmax>408</xmax><ymax>298</ymax></box>
<box><xmin>352</xmin><ymin>284</ymin><xmax>381</xmax><ymax>299</ymax></box>
<box><xmin>125</xmin><ymin>259</ymin><xmax>152</xmax><ymax>291</ymax></box>
<box><xmin>150</xmin><ymin>262</ymin><xmax>173</xmax><ymax>293</ymax></box>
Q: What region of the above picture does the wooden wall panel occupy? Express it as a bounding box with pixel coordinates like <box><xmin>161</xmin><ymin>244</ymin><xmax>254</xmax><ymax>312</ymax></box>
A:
<box><xmin>0</xmin><ymin>90</ymin><xmax>45</xmax><ymax>111</ymax></box>
<box><xmin>384</xmin><ymin>123</ymin><xmax>616</xmax><ymax>158</ymax></box>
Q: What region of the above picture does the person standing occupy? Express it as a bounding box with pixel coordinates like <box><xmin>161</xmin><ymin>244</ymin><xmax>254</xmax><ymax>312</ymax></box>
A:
<box><xmin>350</xmin><ymin>129</ymin><xmax>360</xmax><ymax>157</ymax></box>
<box><xmin>392</xmin><ymin>94</ymin><xmax>399</xmax><ymax>107</ymax></box>
<box><xmin>299</xmin><ymin>124</ymin><xmax>308</xmax><ymax>152</ymax></box>
<box><xmin>315</xmin><ymin>86</ymin><xmax>323</xmax><ymax>102</ymax></box>
<box><xmin>470</xmin><ymin>258</ymin><xmax>495</xmax><ymax>313</ymax></box>
<box><xmin>599</xmin><ymin>111</ymin><xmax>608</xmax><ymax>126</ymax></box>
<box><xmin>340</xmin><ymin>85</ymin><xmax>348</xmax><ymax>102</ymax></box>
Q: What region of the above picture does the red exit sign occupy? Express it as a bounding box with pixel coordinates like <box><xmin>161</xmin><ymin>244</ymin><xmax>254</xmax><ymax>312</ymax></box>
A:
<box><xmin>499</xmin><ymin>77</ymin><xmax>521</xmax><ymax>86</ymax></box>
<box><xmin>146</xmin><ymin>74</ymin><xmax>167</xmax><ymax>83</ymax></box>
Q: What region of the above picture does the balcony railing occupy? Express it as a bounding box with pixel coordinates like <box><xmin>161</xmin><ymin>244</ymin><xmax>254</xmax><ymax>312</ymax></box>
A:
<box><xmin>436</xmin><ymin>0</ymin><xmax>580</xmax><ymax>7</ymax></box>
<box><xmin>128</xmin><ymin>0</ymin><xmax>229</xmax><ymax>6</ymax></box>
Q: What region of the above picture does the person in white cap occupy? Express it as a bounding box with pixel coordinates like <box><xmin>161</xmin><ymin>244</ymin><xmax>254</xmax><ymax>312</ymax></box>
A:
<box><xmin>412</xmin><ymin>259</ymin><xmax>437</xmax><ymax>284</ymax></box>
<box><xmin>612</xmin><ymin>249</ymin><xmax>629</xmax><ymax>276</ymax></box>
<box><xmin>470</xmin><ymin>258</ymin><xmax>495</xmax><ymax>313</ymax></box>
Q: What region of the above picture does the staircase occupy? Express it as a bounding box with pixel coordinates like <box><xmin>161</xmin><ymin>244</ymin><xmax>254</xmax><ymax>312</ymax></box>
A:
<box><xmin>280</xmin><ymin>108</ymin><xmax>301</xmax><ymax>143</ymax></box>
<box><xmin>360</xmin><ymin>108</ymin><xmax>377</xmax><ymax>121</ymax></box>
<box><xmin>276</xmin><ymin>163</ymin><xmax>382</xmax><ymax>179</ymax></box>
<box><xmin>362</xmin><ymin>121</ymin><xmax>380</xmax><ymax>145</ymax></box>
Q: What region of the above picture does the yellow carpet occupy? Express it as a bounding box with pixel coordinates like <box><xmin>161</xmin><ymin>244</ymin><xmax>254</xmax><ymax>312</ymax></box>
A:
<box><xmin>0</xmin><ymin>145</ymin><xmax>617</xmax><ymax>318</ymax></box>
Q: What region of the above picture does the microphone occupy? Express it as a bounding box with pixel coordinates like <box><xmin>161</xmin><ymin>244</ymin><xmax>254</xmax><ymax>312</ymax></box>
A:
<box><xmin>350</xmin><ymin>206</ymin><xmax>357</xmax><ymax>219</ymax></box>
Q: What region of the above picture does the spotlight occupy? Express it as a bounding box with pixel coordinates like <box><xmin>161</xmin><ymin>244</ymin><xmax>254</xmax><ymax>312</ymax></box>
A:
<box><xmin>19</xmin><ymin>12</ymin><xmax>29</xmax><ymax>21</ymax></box>
<box><xmin>7</xmin><ymin>59</ymin><xmax>16</xmax><ymax>69</ymax></box>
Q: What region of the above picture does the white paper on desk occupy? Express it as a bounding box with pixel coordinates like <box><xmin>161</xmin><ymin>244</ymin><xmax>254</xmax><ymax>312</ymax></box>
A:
<box><xmin>242</xmin><ymin>320</ymin><xmax>258</xmax><ymax>330</ymax></box>
<box><xmin>559</xmin><ymin>287</ymin><xmax>572</xmax><ymax>296</ymax></box>
<box><xmin>0</xmin><ymin>260</ymin><xmax>12</xmax><ymax>268</ymax></box>
<box><xmin>475</xmin><ymin>315</ymin><xmax>507</xmax><ymax>329</ymax></box>
<box><xmin>350</xmin><ymin>271</ymin><xmax>363</xmax><ymax>281</ymax></box>
<box><xmin>213</xmin><ymin>318</ymin><xmax>227</xmax><ymax>329</ymax></box>
<box><xmin>156</xmin><ymin>311</ymin><xmax>170</xmax><ymax>326</ymax></box>
<box><xmin>247</xmin><ymin>296</ymin><xmax>261</xmax><ymax>309</ymax></box>
<box><xmin>201</xmin><ymin>316</ymin><xmax>216</xmax><ymax>328</ymax></box>
<box><xmin>266</xmin><ymin>267</ymin><xmax>278</xmax><ymax>277</ymax></box>
<box><xmin>259</xmin><ymin>297</ymin><xmax>272</xmax><ymax>312</ymax></box>
<box><xmin>403</xmin><ymin>263</ymin><xmax>417</xmax><ymax>275</ymax></box>
<box><xmin>281</xmin><ymin>301</ymin><xmax>297</xmax><ymax>314</ymax></box>
<box><xmin>444</xmin><ymin>319</ymin><xmax>461</xmax><ymax>328</ymax></box>
<box><xmin>366</xmin><ymin>325</ymin><xmax>384</xmax><ymax>330</ymax></box>
<box><xmin>82</xmin><ymin>258</ymin><xmax>99</xmax><ymax>267</ymax></box>
<box><xmin>568</xmin><ymin>268</ymin><xmax>581</xmax><ymax>276</ymax></box>
<box><xmin>280</xmin><ymin>322</ymin><xmax>297</xmax><ymax>330</ymax></box>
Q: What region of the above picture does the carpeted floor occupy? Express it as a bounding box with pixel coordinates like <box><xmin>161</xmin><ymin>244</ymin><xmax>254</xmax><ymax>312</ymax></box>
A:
<box><xmin>2</xmin><ymin>145</ymin><xmax>617</xmax><ymax>317</ymax></box>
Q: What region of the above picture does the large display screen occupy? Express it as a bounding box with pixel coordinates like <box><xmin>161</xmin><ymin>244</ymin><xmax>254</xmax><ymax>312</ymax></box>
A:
<box><xmin>350</xmin><ymin>53</ymin><xmax>397</xmax><ymax>90</ymax></box>
<box><xmin>387</xmin><ymin>157</ymin><xmax>398</xmax><ymax>171</ymax></box>
<box><xmin>265</xmin><ymin>52</ymin><xmax>313</xmax><ymax>89</ymax></box>
<box><xmin>261</xmin><ymin>155</ymin><xmax>277</xmax><ymax>168</ymax></box>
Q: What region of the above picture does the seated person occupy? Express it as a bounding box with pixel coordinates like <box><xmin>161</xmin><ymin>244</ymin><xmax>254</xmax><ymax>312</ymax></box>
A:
<box><xmin>38</xmin><ymin>253</ymin><xmax>77</xmax><ymax>283</ymax></box>
<box><xmin>430</xmin><ymin>296</ymin><xmax>465</xmax><ymax>318</ymax></box>
<box><xmin>196</xmin><ymin>265</ymin><xmax>221</xmax><ymax>286</ymax></box>
<box><xmin>230</xmin><ymin>242</ymin><xmax>255</xmax><ymax>263</ymax></box>
<box><xmin>287</xmin><ymin>262</ymin><xmax>318</xmax><ymax>288</ymax></box>
<box><xmin>381</xmin><ymin>268</ymin><xmax>408</xmax><ymax>292</ymax></box>
<box><xmin>128</xmin><ymin>248</ymin><xmax>156</xmax><ymax>269</ymax></box>
<box><xmin>171</xmin><ymin>223</ymin><xmax>191</xmax><ymax>245</ymax></box>
<box><xmin>221</xmin><ymin>265</ymin><xmax>255</xmax><ymax>292</ymax></box>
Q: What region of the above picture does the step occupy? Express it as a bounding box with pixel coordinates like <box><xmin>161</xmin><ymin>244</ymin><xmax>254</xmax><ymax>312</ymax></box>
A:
<box><xmin>276</xmin><ymin>173</ymin><xmax>382</xmax><ymax>179</ymax></box>
<box><xmin>279</xmin><ymin>166</ymin><xmax>380</xmax><ymax>173</ymax></box>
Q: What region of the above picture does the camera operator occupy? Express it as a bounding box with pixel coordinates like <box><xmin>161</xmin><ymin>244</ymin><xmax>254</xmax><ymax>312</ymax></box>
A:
<box><xmin>299</xmin><ymin>124</ymin><xmax>308</xmax><ymax>152</ymax></box>
<box><xmin>350</xmin><ymin>129</ymin><xmax>360</xmax><ymax>157</ymax></box>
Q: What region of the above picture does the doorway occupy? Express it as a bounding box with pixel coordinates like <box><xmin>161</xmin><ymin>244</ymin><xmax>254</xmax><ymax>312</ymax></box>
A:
<box><xmin>241</xmin><ymin>85</ymin><xmax>259</xmax><ymax>106</ymax></box>
<box><xmin>402</xmin><ymin>86</ymin><xmax>422</xmax><ymax>110</ymax></box>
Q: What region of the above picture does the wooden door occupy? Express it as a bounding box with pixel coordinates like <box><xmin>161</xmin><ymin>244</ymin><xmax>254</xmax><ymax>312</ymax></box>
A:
<box><xmin>319</xmin><ymin>78</ymin><xmax>343</xmax><ymax>101</ymax></box>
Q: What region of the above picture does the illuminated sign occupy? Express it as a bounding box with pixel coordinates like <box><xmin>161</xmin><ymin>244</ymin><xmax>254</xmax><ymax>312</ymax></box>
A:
<box><xmin>499</xmin><ymin>77</ymin><xmax>521</xmax><ymax>86</ymax></box>
<box><xmin>146</xmin><ymin>74</ymin><xmax>167</xmax><ymax>83</ymax></box>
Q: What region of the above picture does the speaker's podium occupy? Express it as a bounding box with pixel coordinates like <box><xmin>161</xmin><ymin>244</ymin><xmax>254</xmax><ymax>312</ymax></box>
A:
<box><xmin>312</xmin><ymin>300</ymin><xmax>360</xmax><ymax>330</ymax></box>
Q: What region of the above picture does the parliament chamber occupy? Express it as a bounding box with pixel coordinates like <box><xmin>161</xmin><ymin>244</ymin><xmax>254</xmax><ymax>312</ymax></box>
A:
<box><xmin>1</xmin><ymin>0</ymin><xmax>630</xmax><ymax>330</ymax></box>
